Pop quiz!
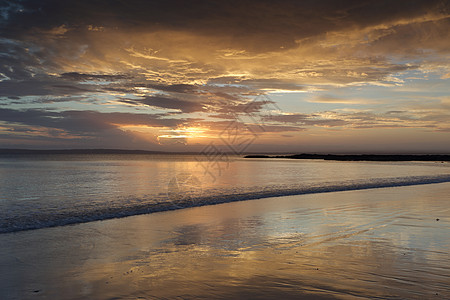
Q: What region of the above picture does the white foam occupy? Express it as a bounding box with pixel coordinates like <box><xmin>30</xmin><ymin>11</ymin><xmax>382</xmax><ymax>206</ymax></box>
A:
<box><xmin>2</xmin><ymin>175</ymin><xmax>450</xmax><ymax>234</ymax></box>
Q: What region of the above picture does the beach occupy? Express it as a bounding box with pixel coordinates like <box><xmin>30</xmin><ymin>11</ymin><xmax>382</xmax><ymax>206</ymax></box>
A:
<box><xmin>2</xmin><ymin>0</ymin><xmax>450</xmax><ymax>299</ymax></box>
<box><xmin>1</xmin><ymin>182</ymin><xmax>449</xmax><ymax>299</ymax></box>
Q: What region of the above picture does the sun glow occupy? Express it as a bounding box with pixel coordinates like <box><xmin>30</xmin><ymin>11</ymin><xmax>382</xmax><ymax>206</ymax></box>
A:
<box><xmin>158</xmin><ymin>127</ymin><xmax>208</xmax><ymax>139</ymax></box>
<box><xmin>155</xmin><ymin>126</ymin><xmax>210</xmax><ymax>145</ymax></box>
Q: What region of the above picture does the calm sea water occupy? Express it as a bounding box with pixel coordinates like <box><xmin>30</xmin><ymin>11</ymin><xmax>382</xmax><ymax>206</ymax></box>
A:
<box><xmin>1</xmin><ymin>154</ymin><xmax>450</xmax><ymax>233</ymax></box>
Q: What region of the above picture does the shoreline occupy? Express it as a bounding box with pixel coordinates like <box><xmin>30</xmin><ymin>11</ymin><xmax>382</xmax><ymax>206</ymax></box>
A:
<box><xmin>3</xmin><ymin>175</ymin><xmax>450</xmax><ymax>234</ymax></box>
<box><xmin>1</xmin><ymin>149</ymin><xmax>450</xmax><ymax>159</ymax></box>
<box><xmin>1</xmin><ymin>183</ymin><xmax>449</xmax><ymax>299</ymax></box>
<box><xmin>245</xmin><ymin>153</ymin><xmax>450</xmax><ymax>161</ymax></box>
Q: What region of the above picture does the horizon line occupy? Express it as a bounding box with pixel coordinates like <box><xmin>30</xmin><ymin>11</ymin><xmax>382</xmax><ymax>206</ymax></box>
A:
<box><xmin>1</xmin><ymin>148</ymin><xmax>450</xmax><ymax>156</ymax></box>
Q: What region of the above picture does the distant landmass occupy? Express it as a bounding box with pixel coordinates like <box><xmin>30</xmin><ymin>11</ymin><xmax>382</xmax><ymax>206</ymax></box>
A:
<box><xmin>244</xmin><ymin>154</ymin><xmax>450</xmax><ymax>162</ymax></box>
<box><xmin>0</xmin><ymin>149</ymin><xmax>167</xmax><ymax>155</ymax></box>
<box><xmin>1</xmin><ymin>150</ymin><xmax>449</xmax><ymax>161</ymax></box>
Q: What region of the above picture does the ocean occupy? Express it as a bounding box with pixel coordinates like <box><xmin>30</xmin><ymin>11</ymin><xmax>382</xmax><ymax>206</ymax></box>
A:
<box><xmin>1</xmin><ymin>154</ymin><xmax>450</xmax><ymax>234</ymax></box>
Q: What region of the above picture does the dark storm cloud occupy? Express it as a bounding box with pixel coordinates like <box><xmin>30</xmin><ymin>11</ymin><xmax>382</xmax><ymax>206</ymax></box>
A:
<box><xmin>0</xmin><ymin>37</ymin><xmax>41</xmax><ymax>80</ymax></box>
<box><xmin>368</xmin><ymin>17</ymin><xmax>450</xmax><ymax>54</ymax></box>
<box><xmin>99</xmin><ymin>82</ymin><xmax>200</xmax><ymax>96</ymax></box>
<box><xmin>216</xmin><ymin>100</ymin><xmax>275</xmax><ymax>115</ymax></box>
<box><xmin>2</xmin><ymin>0</ymin><xmax>447</xmax><ymax>51</ymax></box>
<box><xmin>120</xmin><ymin>91</ymin><xmax>274</xmax><ymax>115</ymax></box>
<box><xmin>208</xmin><ymin>77</ymin><xmax>306</xmax><ymax>92</ymax></box>
<box><xmin>145</xmin><ymin>84</ymin><xmax>197</xmax><ymax>94</ymax></box>
<box><xmin>60</xmin><ymin>72</ymin><xmax>128</xmax><ymax>81</ymax></box>
<box><xmin>0</xmin><ymin>0</ymin><xmax>446</xmax><ymax>92</ymax></box>
<box><xmin>122</xmin><ymin>95</ymin><xmax>206</xmax><ymax>113</ymax></box>
<box><xmin>0</xmin><ymin>107</ymin><xmax>189</xmax><ymax>134</ymax></box>
<box><xmin>0</xmin><ymin>71</ymin><xmax>201</xmax><ymax>102</ymax></box>
<box><xmin>0</xmin><ymin>78</ymin><xmax>97</xmax><ymax>97</ymax></box>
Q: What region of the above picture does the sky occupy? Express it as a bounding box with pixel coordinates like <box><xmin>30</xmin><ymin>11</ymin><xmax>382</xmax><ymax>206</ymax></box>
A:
<box><xmin>0</xmin><ymin>0</ymin><xmax>449</xmax><ymax>153</ymax></box>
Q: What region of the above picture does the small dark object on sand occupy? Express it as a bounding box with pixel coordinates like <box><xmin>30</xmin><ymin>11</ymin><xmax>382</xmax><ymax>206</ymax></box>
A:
<box><xmin>436</xmin><ymin>218</ymin><xmax>440</xmax><ymax>221</ymax></box>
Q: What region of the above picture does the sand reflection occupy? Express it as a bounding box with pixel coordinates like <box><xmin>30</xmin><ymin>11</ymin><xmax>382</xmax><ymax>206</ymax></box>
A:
<box><xmin>1</xmin><ymin>183</ymin><xmax>449</xmax><ymax>299</ymax></box>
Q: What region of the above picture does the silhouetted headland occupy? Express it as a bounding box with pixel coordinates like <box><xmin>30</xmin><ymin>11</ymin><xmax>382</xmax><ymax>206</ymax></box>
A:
<box><xmin>244</xmin><ymin>154</ymin><xmax>450</xmax><ymax>161</ymax></box>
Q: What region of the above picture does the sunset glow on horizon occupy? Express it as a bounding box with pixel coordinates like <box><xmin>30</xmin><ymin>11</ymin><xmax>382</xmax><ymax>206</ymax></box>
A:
<box><xmin>1</xmin><ymin>0</ymin><xmax>449</xmax><ymax>153</ymax></box>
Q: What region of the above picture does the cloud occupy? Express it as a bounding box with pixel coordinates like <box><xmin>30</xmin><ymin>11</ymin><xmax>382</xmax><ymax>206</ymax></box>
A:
<box><xmin>0</xmin><ymin>108</ymin><xmax>190</xmax><ymax>134</ymax></box>
<box><xmin>60</xmin><ymin>72</ymin><xmax>128</xmax><ymax>81</ymax></box>
<box><xmin>309</xmin><ymin>95</ymin><xmax>377</xmax><ymax>104</ymax></box>
<box><xmin>122</xmin><ymin>95</ymin><xmax>206</xmax><ymax>113</ymax></box>
<box><xmin>0</xmin><ymin>0</ymin><xmax>449</xmax><ymax>150</ymax></box>
<box><xmin>4</xmin><ymin>1</ymin><xmax>448</xmax><ymax>49</ymax></box>
<box><xmin>1</xmin><ymin>0</ymin><xmax>447</xmax><ymax>95</ymax></box>
<box><xmin>263</xmin><ymin>113</ymin><xmax>349</xmax><ymax>127</ymax></box>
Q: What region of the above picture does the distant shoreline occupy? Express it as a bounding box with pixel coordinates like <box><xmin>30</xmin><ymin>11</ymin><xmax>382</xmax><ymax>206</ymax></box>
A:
<box><xmin>1</xmin><ymin>149</ymin><xmax>450</xmax><ymax>161</ymax></box>
<box><xmin>0</xmin><ymin>149</ymin><xmax>168</xmax><ymax>155</ymax></box>
<box><xmin>244</xmin><ymin>154</ymin><xmax>450</xmax><ymax>162</ymax></box>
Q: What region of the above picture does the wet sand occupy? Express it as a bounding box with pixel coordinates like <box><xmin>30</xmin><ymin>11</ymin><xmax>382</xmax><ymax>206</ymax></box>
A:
<box><xmin>1</xmin><ymin>183</ymin><xmax>449</xmax><ymax>299</ymax></box>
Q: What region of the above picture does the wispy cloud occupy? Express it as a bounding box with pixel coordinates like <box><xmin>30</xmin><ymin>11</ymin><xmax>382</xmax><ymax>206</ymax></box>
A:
<box><xmin>0</xmin><ymin>0</ymin><xmax>449</xmax><ymax>151</ymax></box>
